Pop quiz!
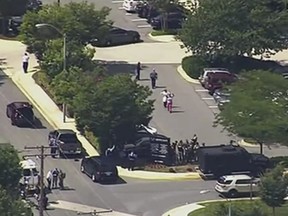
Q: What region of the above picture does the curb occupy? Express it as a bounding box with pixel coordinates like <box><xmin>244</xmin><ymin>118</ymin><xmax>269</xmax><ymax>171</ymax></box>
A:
<box><xmin>148</xmin><ymin>33</ymin><xmax>177</xmax><ymax>43</ymax></box>
<box><xmin>176</xmin><ymin>65</ymin><xmax>200</xmax><ymax>84</ymax></box>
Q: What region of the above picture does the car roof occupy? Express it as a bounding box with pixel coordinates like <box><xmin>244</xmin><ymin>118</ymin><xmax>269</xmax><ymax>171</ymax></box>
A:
<box><xmin>198</xmin><ymin>145</ymin><xmax>249</xmax><ymax>156</ymax></box>
<box><xmin>20</xmin><ymin>159</ymin><xmax>37</xmax><ymax>169</ymax></box>
<box><xmin>89</xmin><ymin>156</ymin><xmax>116</xmax><ymax>166</ymax></box>
<box><xmin>221</xmin><ymin>174</ymin><xmax>252</xmax><ymax>180</ymax></box>
<box><xmin>57</xmin><ymin>129</ymin><xmax>75</xmax><ymax>134</ymax></box>
<box><xmin>9</xmin><ymin>102</ymin><xmax>32</xmax><ymax>109</ymax></box>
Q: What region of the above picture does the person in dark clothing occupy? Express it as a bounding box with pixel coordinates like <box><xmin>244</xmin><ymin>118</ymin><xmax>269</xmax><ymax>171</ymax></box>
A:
<box><xmin>58</xmin><ymin>169</ymin><xmax>66</xmax><ymax>190</ymax></box>
<box><xmin>150</xmin><ymin>68</ymin><xmax>158</xmax><ymax>89</ymax></box>
<box><xmin>52</xmin><ymin>168</ymin><xmax>59</xmax><ymax>189</ymax></box>
<box><xmin>135</xmin><ymin>62</ymin><xmax>141</xmax><ymax>80</ymax></box>
<box><xmin>191</xmin><ymin>134</ymin><xmax>198</xmax><ymax>145</ymax></box>
<box><xmin>128</xmin><ymin>151</ymin><xmax>137</xmax><ymax>171</ymax></box>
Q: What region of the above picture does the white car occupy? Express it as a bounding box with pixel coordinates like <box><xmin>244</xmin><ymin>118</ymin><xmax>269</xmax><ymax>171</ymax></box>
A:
<box><xmin>215</xmin><ymin>174</ymin><xmax>260</xmax><ymax>198</ymax></box>
<box><xmin>19</xmin><ymin>159</ymin><xmax>40</xmax><ymax>191</ymax></box>
<box><xmin>122</xmin><ymin>0</ymin><xmax>140</xmax><ymax>12</ymax></box>
<box><xmin>198</xmin><ymin>68</ymin><xmax>229</xmax><ymax>85</ymax></box>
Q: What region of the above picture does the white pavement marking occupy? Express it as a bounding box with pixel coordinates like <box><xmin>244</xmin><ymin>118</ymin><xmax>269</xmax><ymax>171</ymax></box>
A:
<box><xmin>208</xmin><ymin>105</ymin><xmax>218</xmax><ymax>109</ymax></box>
<box><xmin>112</xmin><ymin>0</ymin><xmax>123</xmax><ymax>3</ymax></box>
<box><xmin>49</xmin><ymin>200</ymin><xmax>135</xmax><ymax>216</ymax></box>
<box><xmin>137</xmin><ymin>24</ymin><xmax>151</xmax><ymax>28</ymax></box>
<box><xmin>132</xmin><ymin>18</ymin><xmax>147</xmax><ymax>22</ymax></box>
<box><xmin>195</xmin><ymin>89</ymin><xmax>208</xmax><ymax>92</ymax></box>
<box><xmin>125</xmin><ymin>13</ymin><xmax>133</xmax><ymax>16</ymax></box>
<box><xmin>202</xmin><ymin>97</ymin><xmax>214</xmax><ymax>100</ymax></box>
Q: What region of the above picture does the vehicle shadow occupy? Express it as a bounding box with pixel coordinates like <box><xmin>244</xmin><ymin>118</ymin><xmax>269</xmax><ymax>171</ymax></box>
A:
<box><xmin>19</xmin><ymin>117</ymin><xmax>47</xmax><ymax>129</ymax></box>
<box><xmin>100</xmin><ymin>177</ymin><xmax>126</xmax><ymax>185</ymax></box>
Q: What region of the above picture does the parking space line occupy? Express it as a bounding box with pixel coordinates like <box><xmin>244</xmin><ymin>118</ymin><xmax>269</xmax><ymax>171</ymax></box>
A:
<box><xmin>208</xmin><ymin>105</ymin><xmax>218</xmax><ymax>109</ymax></box>
<box><xmin>112</xmin><ymin>0</ymin><xmax>124</xmax><ymax>3</ymax></box>
<box><xmin>202</xmin><ymin>97</ymin><xmax>214</xmax><ymax>100</ymax></box>
<box><xmin>125</xmin><ymin>13</ymin><xmax>133</xmax><ymax>16</ymax></box>
<box><xmin>195</xmin><ymin>89</ymin><xmax>208</xmax><ymax>92</ymax></box>
<box><xmin>137</xmin><ymin>24</ymin><xmax>151</xmax><ymax>28</ymax></box>
<box><xmin>131</xmin><ymin>18</ymin><xmax>147</xmax><ymax>22</ymax></box>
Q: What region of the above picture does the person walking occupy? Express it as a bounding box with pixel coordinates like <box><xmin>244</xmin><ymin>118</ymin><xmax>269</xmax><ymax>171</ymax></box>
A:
<box><xmin>58</xmin><ymin>169</ymin><xmax>66</xmax><ymax>190</ymax></box>
<box><xmin>49</xmin><ymin>137</ymin><xmax>57</xmax><ymax>158</ymax></box>
<box><xmin>46</xmin><ymin>170</ymin><xmax>52</xmax><ymax>191</ymax></box>
<box><xmin>52</xmin><ymin>168</ymin><xmax>59</xmax><ymax>189</ymax></box>
<box><xmin>22</xmin><ymin>53</ymin><xmax>29</xmax><ymax>73</ymax></box>
<box><xmin>167</xmin><ymin>93</ymin><xmax>174</xmax><ymax>113</ymax></box>
<box><xmin>161</xmin><ymin>89</ymin><xmax>168</xmax><ymax>108</ymax></box>
<box><xmin>150</xmin><ymin>68</ymin><xmax>158</xmax><ymax>89</ymax></box>
<box><xmin>135</xmin><ymin>62</ymin><xmax>141</xmax><ymax>80</ymax></box>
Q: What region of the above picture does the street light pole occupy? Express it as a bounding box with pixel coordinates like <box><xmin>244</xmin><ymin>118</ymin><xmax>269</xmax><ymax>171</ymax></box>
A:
<box><xmin>35</xmin><ymin>23</ymin><xmax>67</xmax><ymax>123</ymax></box>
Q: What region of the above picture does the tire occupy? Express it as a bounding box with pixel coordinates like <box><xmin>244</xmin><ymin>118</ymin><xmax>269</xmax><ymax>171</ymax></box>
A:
<box><xmin>92</xmin><ymin>174</ymin><xmax>96</xmax><ymax>182</ymax></box>
<box><xmin>228</xmin><ymin>189</ymin><xmax>238</xmax><ymax>198</ymax></box>
<box><xmin>80</xmin><ymin>165</ymin><xmax>84</xmax><ymax>173</ymax></box>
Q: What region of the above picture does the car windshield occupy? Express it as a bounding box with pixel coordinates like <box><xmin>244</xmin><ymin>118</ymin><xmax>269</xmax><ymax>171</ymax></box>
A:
<box><xmin>23</xmin><ymin>168</ymin><xmax>38</xmax><ymax>177</ymax></box>
<box><xmin>59</xmin><ymin>133</ymin><xmax>77</xmax><ymax>142</ymax></box>
<box><xmin>218</xmin><ymin>177</ymin><xmax>232</xmax><ymax>184</ymax></box>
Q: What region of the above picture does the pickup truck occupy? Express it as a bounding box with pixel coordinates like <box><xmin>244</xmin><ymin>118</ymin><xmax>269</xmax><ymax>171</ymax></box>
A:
<box><xmin>48</xmin><ymin>129</ymin><xmax>82</xmax><ymax>157</ymax></box>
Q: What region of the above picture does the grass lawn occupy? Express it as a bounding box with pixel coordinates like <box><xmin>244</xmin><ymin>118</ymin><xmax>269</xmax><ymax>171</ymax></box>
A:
<box><xmin>188</xmin><ymin>200</ymin><xmax>288</xmax><ymax>216</ymax></box>
<box><xmin>150</xmin><ymin>29</ymin><xmax>178</xmax><ymax>36</ymax></box>
<box><xmin>142</xmin><ymin>164</ymin><xmax>197</xmax><ymax>173</ymax></box>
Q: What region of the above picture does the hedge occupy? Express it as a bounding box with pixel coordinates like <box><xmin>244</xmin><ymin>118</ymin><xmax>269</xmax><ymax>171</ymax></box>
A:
<box><xmin>181</xmin><ymin>56</ymin><xmax>209</xmax><ymax>79</ymax></box>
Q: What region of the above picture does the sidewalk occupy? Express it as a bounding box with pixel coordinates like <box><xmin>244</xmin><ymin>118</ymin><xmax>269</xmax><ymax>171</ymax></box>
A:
<box><xmin>162</xmin><ymin>203</ymin><xmax>204</xmax><ymax>216</ymax></box>
<box><xmin>0</xmin><ymin>39</ymin><xmax>200</xmax><ymax>180</ymax></box>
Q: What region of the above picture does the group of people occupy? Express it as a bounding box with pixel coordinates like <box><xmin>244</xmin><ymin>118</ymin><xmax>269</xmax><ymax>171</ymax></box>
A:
<box><xmin>170</xmin><ymin>134</ymin><xmax>205</xmax><ymax>165</ymax></box>
<box><xmin>46</xmin><ymin>168</ymin><xmax>66</xmax><ymax>190</ymax></box>
<box><xmin>134</xmin><ymin>62</ymin><xmax>159</xmax><ymax>89</ymax></box>
<box><xmin>161</xmin><ymin>89</ymin><xmax>175</xmax><ymax>113</ymax></box>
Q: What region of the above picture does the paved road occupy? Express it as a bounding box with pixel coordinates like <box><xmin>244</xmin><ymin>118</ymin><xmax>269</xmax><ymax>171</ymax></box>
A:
<box><xmin>0</xmin><ymin>68</ymin><xmax>221</xmax><ymax>216</ymax></box>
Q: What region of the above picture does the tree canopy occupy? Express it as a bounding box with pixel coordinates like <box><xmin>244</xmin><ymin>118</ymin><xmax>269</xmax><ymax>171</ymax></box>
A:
<box><xmin>0</xmin><ymin>145</ymin><xmax>22</xmax><ymax>195</ymax></box>
<box><xmin>0</xmin><ymin>0</ymin><xmax>28</xmax><ymax>17</ymax></box>
<box><xmin>73</xmin><ymin>74</ymin><xmax>154</xmax><ymax>152</ymax></box>
<box><xmin>19</xmin><ymin>2</ymin><xmax>111</xmax><ymax>54</ymax></box>
<box><xmin>178</xmin><ymin>0</ymin><xmax>288</xmax><ymax>58</ymax></box>
<box><xmin>259</xmin><ymin>165</ymin><xmax>288</xmax><ymax>216</ymax></box>
<box><xmin>215</xmin><ymin>70</ymin><xmax>288</xmax><ymax>153</ymax></box>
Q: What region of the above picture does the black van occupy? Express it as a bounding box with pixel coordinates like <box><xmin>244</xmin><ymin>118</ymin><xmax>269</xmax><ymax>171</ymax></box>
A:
<box><xmin>6</xmin><ymin>102</ymin><xmax>35</xmax><ymax>126</ymax></box>
<box><xmin>80</xmin><ymin>156</ymin><xmax>118</xmax><ymax>183</ymax></box>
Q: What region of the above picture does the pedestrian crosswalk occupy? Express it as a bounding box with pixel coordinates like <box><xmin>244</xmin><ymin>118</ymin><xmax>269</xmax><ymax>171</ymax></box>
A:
<box><xmin>49</xmin><ymin>200</ymin><xmax>136</xmax><ymax>216</ymax></box>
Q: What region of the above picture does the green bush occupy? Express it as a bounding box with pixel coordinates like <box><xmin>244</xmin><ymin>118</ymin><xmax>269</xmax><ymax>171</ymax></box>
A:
<box><xmin>181</xmin><ymin>56</ymin><xmax>209</xmax><ymax>79</ymax></box>
<box><xmin>270</xmin><ymin>156</ymin><xmax>288</xmax><ymax>168</ymax></box>
<box><xmin>84</xmin><ymin>130</ymin><xmax>101</xmax><ymax>153</ymax></box>
<box><xmin>151</xmin><ymin>29</ymin><xmax>178</xmax><ymax>36</ymax></box>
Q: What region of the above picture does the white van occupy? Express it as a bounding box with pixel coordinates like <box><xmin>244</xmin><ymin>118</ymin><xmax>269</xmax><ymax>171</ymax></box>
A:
<box><xmin>199</xmin><ymin>68</ymin><xmax>229</xmax><ymax>85</ymax></box>
<box><xmin>123</xmin><ymin>0</ymin><xmax>140</xmax><ymax>12</ymax></box>
<box><xmin>19</xmin><ymin>159</ymin><xmax>40</xmax><ymax>191</ymax></box>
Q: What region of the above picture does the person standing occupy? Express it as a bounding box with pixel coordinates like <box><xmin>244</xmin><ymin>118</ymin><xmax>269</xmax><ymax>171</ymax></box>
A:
<box><xmin>191</xmin><ymin>134</ymin><xmax>198</xmax><ymax>145</ymax></box>
<box><xmin>150</xmin><ymin>68</ymin><xmax>158</xmax><ymax>89</ymax></box>
<box><xmin>58</xmin><ymin>169</ymin><xmax>66</xmax><ymax>190</ymax></box>
<box><xmin>135</xmin><ymin>62</ymin><xmax>141</xmax><ymax>80</ymax></box>
<box><xmin>128</xmin><ymin>151</ymin><xmax>137</xmax><ymax>171</ymax></box>
<box><xmin>22</xmin><ymin>53</ymin><xmax>29</xmax><ymax>73</ymax></box>
<box><xmin>52</xmin><ymin>168</ymin><xmax>59</xmax><ymax>189</ymax></box>
<box><xmin>49</xmin><ymin>137</ymin><xmax>57</xmax><ymax>158</ymax></box>
<box><xmin>46</xmin><ymin>170</ymin><xmax>52</xmax><ymax>191</ymax></box>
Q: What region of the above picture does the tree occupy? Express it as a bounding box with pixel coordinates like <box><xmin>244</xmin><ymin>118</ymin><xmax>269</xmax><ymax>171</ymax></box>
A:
<box><xmin>178</xmin><ymin>0</ymin><xmax>288</xmax><ymax>58</ymax></box>
<box><xmin>147</xmin><ymin>0</ymin><xmax>180</xmax><ymax>30</ymax></box>
<box><xmin>0</xmin><ymin>145</ymin><xmax>22</xmax><ymax>195</ymax></box>
<box><xmin>73</xmin><ymin>74</ymin><xmax>154</xmax><ymax>152</ymax></box>
<box><xmin>0</xmin><ymin>0</ymin><xmax>28</xmax><ymax>34</ymax></box>
<box><xmin>215</xmin><ymin>70</ymin><xmax>288</xmax><ymax>154</ymax></box>
<box><xmin>19</xmin><ymin>2</ymin><xmax>111</xmax><ymax>55</ymax></box>
<box><xmin>0</xmin><ymin>186</ymin><xmax>33</xmax><ymax>216</ymax></box>
<box><xmin>259</xmin><ymin>165</ymin><xmax>288</xmax><ymax>216</ymax></box>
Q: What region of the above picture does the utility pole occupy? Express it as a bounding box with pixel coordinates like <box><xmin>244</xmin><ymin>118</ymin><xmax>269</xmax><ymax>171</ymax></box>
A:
<box><xmin>24</xmin><ymin>146</ymin><xmax>55</xmax><ymax>216</ymax></box>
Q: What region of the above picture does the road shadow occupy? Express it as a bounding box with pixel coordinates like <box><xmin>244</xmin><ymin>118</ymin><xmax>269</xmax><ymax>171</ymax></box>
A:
<box><xmin>18</xmin><ymin>117</ymin><xmax>47</xmax><ymax>129</ymax></box>
<box><xmin>94</xmin><ymin>60</ymin><xmax>136</xmax><ymax>76</ymax></box>
<box><xmin>100</xmin><ymin>177</ymin><xmax>126</xmax><ymax>185</ymax></box>
<box><xmin>171</xmin><ymin>110</ymin><xmax>184</xmax><ymax>113</ymax></box>
<box><xmin>155</xmin><ymin>86</ymin><xmax>166</xmax><ymax>89</ymax></box>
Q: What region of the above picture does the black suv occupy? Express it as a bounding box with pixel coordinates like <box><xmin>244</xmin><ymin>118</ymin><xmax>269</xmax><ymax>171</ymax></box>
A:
<box><xmin>81</xmin><ymin>156</ymin><xmax>118</xmax><ymax>183</ymax></box>
<box><xmin>6</xmin><ymin>102</ymin><xmax>35</xmax><ymax>126</ymax></box>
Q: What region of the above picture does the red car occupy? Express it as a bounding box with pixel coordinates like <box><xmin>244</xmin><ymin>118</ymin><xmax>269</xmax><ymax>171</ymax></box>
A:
<box><xmin>204</xmin><ymin>72</ymin><xmax>237</xmax><ymax>95</ymax></box>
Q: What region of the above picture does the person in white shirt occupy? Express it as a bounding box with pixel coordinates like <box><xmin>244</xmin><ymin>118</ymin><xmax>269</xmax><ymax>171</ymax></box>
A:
<box><xmin>46</xmin><ymin>170</ymin><xmax>52</xmax><ymax>190</ymax></box>
<box><xmin>161</xmin><ymin>89</ymin><xmax>169</xmax><ymax>108</ymax></box>
<box><xmin>22</xmin><ymin>53</ymin><xmax>29</xmax><ymax>73</ymax></box>
<box><xmin>167</xmin><ymin>92</ymin><xmax>174</xmax><ymax>113</ymax></box>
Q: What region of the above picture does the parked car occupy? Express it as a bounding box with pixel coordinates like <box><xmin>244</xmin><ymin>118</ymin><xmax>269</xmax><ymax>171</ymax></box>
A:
<box><xmin>215</xmin><ymin>174</ymin><xmax>260</xmax><ymax>198</ymax></box>
<box><xmin>123</xmin><ymin>0</ymin><xmax>140</xmax><ymax>12</ymax></box>
<box><xmin>9</xmin><ymin>16</ymin><xmax>23</xmax><ymax>34</ymax></box>
<box><xmin>6</xmin><ymin>102</ymin><xmax>35</xmax><ymax>126</ymax></box>
<box><xmin>19</xmin><ymin>159</ymin><xmax>40</xmax><ymax>192</ymax></box>
<box><xmin>199</xmin><ymin>68</ymin><xmax>229</xmax><ymax>86</ymax></box>
<box><xmin>136</xmin><ymin>2</ymin><xmax>160</xmax><ymax>21</ymax></box>
<box><xmin>204</xmin><ymin>72</ymin><xmax>237</xmax><ymax>95</ymax></box>
<box><xmin>48</xmin><ymin>129</ymin><xmax>82</xmax><ymax>157</ymax></box>
<box><xmin>90</xmin><ymin>27</ymin><xmax>141</xmax><ymax>47</ymax></box>
<box><xmin>150</xmin><ymin>12</ymin><xmax>186</xmax><ymax>30</ymax></box>
<box><xmin>81</xmin><ymin>156</ymin><xmax>118</xmax><ymax>183</ymax></box>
